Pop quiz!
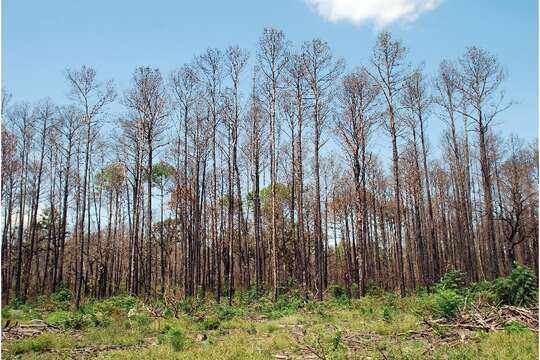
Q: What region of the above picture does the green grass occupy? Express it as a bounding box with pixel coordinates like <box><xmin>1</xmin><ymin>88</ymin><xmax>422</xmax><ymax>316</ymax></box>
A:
<box><xmin>2</xmin><ymin>292</ymin><xmax>537</xmax><ymax>360</ymax></box>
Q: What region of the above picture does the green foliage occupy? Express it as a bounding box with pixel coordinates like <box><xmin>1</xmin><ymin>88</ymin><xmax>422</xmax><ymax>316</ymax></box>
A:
<box><xmin>351</xmin><ymin>283</ymin><xmax>359</xmax><ymax>297</ymax></box>
<box><xmin>216</xmin><ymin>304</ymin><xmax>243</xmax><ymax>321</ymax></box>
<box><xmin>96</xmin><ymin>162</ymin><xmax>125</xmax><ymax>191</ymax></box>
<box><xmin>51</xmin><ymin>287</ymin><xmax>73</xmax><ymax>310</ymax></box>
<box><xmin>468</xmin><ymin>280</ymin><xmax>494</xmax><ymax>293</ymax></box>
<box><xmin>434</xmin><ymin>289</ymin><xmax>464</xmax><ymax>319</ymax></box>
<box><xmin>435</xmin><ymin>268</ymin><xmax>467</xmax><ymax>293</ymax></box>
<box><xmin>127</xmin><ymin>306</ymin><xmax>152</xmax><ymax>328</ymax></box>
<box><xmin>329</xmin><ymin>284</ymin><xmax>347</xmax><ymax>300</ymax></box>
<box><xmin>260</xmin><ymin>182</ymin><xmax>292</xmax><ymax>213</ymax></box>
<box><xmin>330</xmin><ymin>328</ymin><xmax>343</xmax><ymax>352</ymax></box>
<box><xmin>494</xmin><ymin>263</ymin><xmax>537</xmax><ymax>306</ymax></box>
<box><xmin>261</xmin><ymin>292</ymin><xmax>305</xmax><ymax>319</ymax></box>
<box><xmin>382</xmin><ymin>306</ymin><xmax>393</xmax><ymax>322</ymax></box>
<box><xmin>45</xmin><ymin>310</ymin><xmax>72</xmax><ymax>325</ymax></box>
<box><xmin>94</xmin><ymin>295</ymin><xmax>138</xmax><ymax>314</ymax></box>
<box><xmin>146</xmin><ymin>160</ymin><xmax>175</xmax><ymax>188</ymax></box>
<box><xmin>301</xmin><ymin>328</ymin><xmax>346</xmax><ymax>359</ymax></box>
<box><xmin>504</xmin><ymin>320</ymin><xmax>528</xmax><ymax>333</ymax></box>
<box><xmin>133</xmin><ymin>313</ymin><xmax>152</xmax><ymax>327</ymax></box>
<box><xmin>62</xmin><ymin>313</ymin><xmax>91</xmax><ymax>330</ymax></box>
<box><xmin>167</xmin><ymin>328</ymin><xmax>187</xmax><ymax>352</ymax></box>
<box><xmin>365</xmin><ymin>281</ymin><xmax>385</xmax><ymax>296</ymax></box>
<box><xmin>9</xmin><ymin>336</ymin><xmax>54</xmax><ymax>355</ymax></box>
<box><xmin>178</xmin><ymin>297</ymin><xmax>206</xmax><ymax>317</ymax></box>
<box><xmin>359</xmin><ymin>306</ymin><xmax>376</xmax><ymax>319</ymax></box>
<box><xmin>1</xmin><ymin>290</ymin><xmax>538</xmax><ymax>360</ymax></box>
<box><xmin>9</xmin><ymin>295</ymin><xmax>25</xmax><ymax>309</ymax></box>
<box><xmin>464</xmin><ymin>280</ymin><xmax>497</xmax><ymax>305</ymax></box>
<box><xmin>200</xmin><ymin>317</ymin><xmax>221</xmax><ymax>330</ymax></box>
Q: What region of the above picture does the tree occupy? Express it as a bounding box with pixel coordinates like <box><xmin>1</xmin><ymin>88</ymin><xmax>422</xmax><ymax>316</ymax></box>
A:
<box><xmin>258</xmin><ymin>28</ymin><xmax>289</xmax><ymax>301</ymax></box>
<box><xmin>125</xmin><ymin>67</ymin><xmax>169</xmax><ymax>298</ymax></box>
<box><xmin>369</xmin><ymin>32</ymin><xmax>408</xmax><ymax>297</ymax></box>
<box><xmin>456</xmin><ymin>47</ymin><xmax>510</xmax><ymax>278</ymax></box>
<box><xmin>337</xmin><ymin>68</ymin><xmax>379</xmax><ymax>296</ymax></box>
<box><xmin>147</xmin><ymin>160</ymin><xmax>174</xmax><ymax>294</ymax></box>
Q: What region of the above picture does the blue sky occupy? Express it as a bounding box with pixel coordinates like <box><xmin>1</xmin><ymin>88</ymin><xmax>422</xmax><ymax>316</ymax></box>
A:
<box><xmin>3</xmin><ymin>0</ymin><xmax>538</xmax><ymax>147</ymax></box>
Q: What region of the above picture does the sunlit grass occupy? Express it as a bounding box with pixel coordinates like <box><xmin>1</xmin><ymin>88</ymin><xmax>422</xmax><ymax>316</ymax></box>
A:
<box><xmin>2</xmin><ymin>292</ymin><xmax>537</xmax><ymax>360</ymax></box>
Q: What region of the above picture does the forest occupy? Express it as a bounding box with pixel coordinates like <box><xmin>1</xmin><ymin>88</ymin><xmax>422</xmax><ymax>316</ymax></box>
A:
<box><xmin>1</xmin><ymin>29</ymin><xmax>538</xmax><ymax>359</ymax></box>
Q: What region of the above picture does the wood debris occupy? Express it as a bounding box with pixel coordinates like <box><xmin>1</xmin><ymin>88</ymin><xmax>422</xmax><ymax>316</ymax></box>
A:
<box><xmin>2</xmin><ymin>319</ymin><xmax>61</xmax><ymax>341</ymax></box>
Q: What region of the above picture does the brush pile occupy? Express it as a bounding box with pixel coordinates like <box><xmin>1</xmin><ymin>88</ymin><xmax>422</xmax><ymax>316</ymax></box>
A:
<box><xmin>1</xmin><ymin>319</ymin><xmax>60</xmax><ymax>340</ymax></box>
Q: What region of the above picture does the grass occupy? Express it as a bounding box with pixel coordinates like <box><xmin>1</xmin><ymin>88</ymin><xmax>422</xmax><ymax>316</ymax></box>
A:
<box><xmin>1</xmin><ymin>291</ymin><xmax>537</xmax><ymax>360</ymax></box>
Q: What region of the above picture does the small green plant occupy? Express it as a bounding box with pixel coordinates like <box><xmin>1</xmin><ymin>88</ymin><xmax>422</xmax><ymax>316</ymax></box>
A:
<box><xmin>200</xmin><ymin>317</ymin><xmax>220</xmax><ymax>330</ymax></box>
<box><xmin>63</xmin><ymin>313</ymin><xmax>92</xmax><ymax>330</ymax></box>
<box><xmin>434</xmin><ymin>289</ymin><xmax>464</xmax><ymax>319</ymax></box>
<box><xmin>436</xmin><ymin>268</ymin><xmax>467</xmax><ymax>293</ymax></box>
<box><xmin>260</xmin><ymin>292</ymin><xmax>304</xmax><ymax>319</ymax></box>
<box><xmin>51</xmin><ymin>287</ymin><xmax>73</xmax><ymax>303</ymax></box>
<box><xmin>494</xmin><ymin>263</ymin><xmax>537</xmax><ymax>306</ymax></box>
<box><xmin>329</xmin><ymin>284</ymin><xmax>347</xmax><ymax>299</ymax></box>
<box><xmin>360</xmin><ymin>306</ymin><xmax>375</xmax><ymax>319</ymax></box>
<box><xmin>351</xmin><ymin>283</ymin><xmax>359</xmax><ymax>296</ymax></box>
<box><xmin>365</xmin><ymin>281</ymin><xmax>385</xmax><ymax>296</ymax></box>
<box><xmin>216</xmin><ymin>305</ymin><xmax>243</xmax><ymax>320</ymax></box>
<box><xmin>50</xmin><ymin>287</ymin><xmax>73</xmax><ymax>310</ymax></box>
<box><xmin>9</xmin><ymin>296</ymin><xmax>25</xmax><ymax>309</ymax></box>
<box><xmin>504</xmin><ymin>320</ymin><xmax>528</xmax><ymax>332</ymax></box>
<box><xmin>168</xmin><ymin>329</ymin><xmax>186</xmax><ymax>352</ymax></box>
<box><xmin>330</xmin><ymin>329</ymin><xmax>343</xmax><ymax>351</ymax></box>
<box><xmin>127</xmin><ymin>307</ymin><xmax>152</xmax><ymax>328</ymax></box>
<box><xmin>95</xmin><ymin>295</ymin><xmax>137</xmax><ymax>314</ymax></box>
<box><xmin>382</xmin><ymin>306</ymin><xmax>393</xmax><ymax>322</ymax></box>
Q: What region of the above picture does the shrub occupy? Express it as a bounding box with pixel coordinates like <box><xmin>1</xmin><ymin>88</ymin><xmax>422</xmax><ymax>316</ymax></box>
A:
<box><xmin>329</xmin><ymin>285</ymin><xmax>347</xmax><ymax>300</ymax></box>
<box><xmin>51</xmin><ymin>287</ymin><xmax>73</xmax><ymax>304</ymax></box>
<box><xmin>216</xmin><ymin>305</ymin><xmax>243</xmax><ymax>320</ymax></box>
<box><xmin>261</xmin><ymin>292</ymin><xmax>304</xmax><ymax>319</ymax></box>
<box><xmin>95</xmin><ymin>296</ymin><xmax>137</xmax><ymax>314</ymax></box>
<box><xmin>242</xmin><ymin>285</ymin><xmax>263</xmax><ymax>304</ymax></box>
<box><xmin>200</xmin><ymin>317</ymin><xmax>220</xmax><ymax>330</ymax></box>
<box><xmin>168</xmin><ymin>329</ymin><xmax>186</xmax><ymax>352</ymax></box>
<box><xmin>63</xmin><ymin>313</ymin><xmax>92</xmax><ymax>330</ymax></box>
<box><xmin>494</xmin><ymin>263</ymin><xmax>537</xmax><ymax>306</ymax></box>
<box><xmin>365</xmin><ymin>281</ymin><xmax>385</xmax><ymax>296</ymax></box>
<box><xmin>382</xmin><ymin>306</ymin><xmax>393</xmax><ymax>322</ymax></box>
<box><xmin>436</xmin><ymin>268</ymin><xmax>467</xmax><ymax>293</ymax></box>
<box><xmin>434</xmin><ymin>289</ymin><xmax>464</xmax><ymax>319</ymax></box>
<box><xmin>9</xmin><ymin>296</ymin><xmax>25</xmax><ymax>309</ymax></box>
<box><xmin>330</xmin><ymin>329</ymin><xmax>343</xmax><ymax>352</ymax></box>
<box><xmin>468</xmin><ymin>280</ymin><xmax>494</xmax><ymax>293</ymax></box>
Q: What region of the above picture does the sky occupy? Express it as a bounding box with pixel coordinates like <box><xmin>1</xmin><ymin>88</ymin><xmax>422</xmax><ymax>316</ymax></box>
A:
<box><xmin>3</xmin><ymin>0</ymin><xmax>538</xmax><ymax>152</ymax></box>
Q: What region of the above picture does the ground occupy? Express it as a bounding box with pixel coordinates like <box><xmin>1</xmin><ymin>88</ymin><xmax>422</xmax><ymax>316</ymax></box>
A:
<box><xmin>1</xmin><ymin>291</ymin><xmax>538</xmax><ymax>359</ymax></box>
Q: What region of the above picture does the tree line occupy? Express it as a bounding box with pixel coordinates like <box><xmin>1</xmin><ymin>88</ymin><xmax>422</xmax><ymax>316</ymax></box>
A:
<box><xmin>1</xmin><ymin>29</ymin><xmax>537</xmax><ymax>306</ymax></box>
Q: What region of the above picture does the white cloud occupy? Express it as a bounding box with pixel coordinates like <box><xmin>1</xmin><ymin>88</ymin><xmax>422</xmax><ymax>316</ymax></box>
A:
<box><xmin>305</xmin><ymin>0</ymin><xmax>442</xmax><ymax>28</ymax></box>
